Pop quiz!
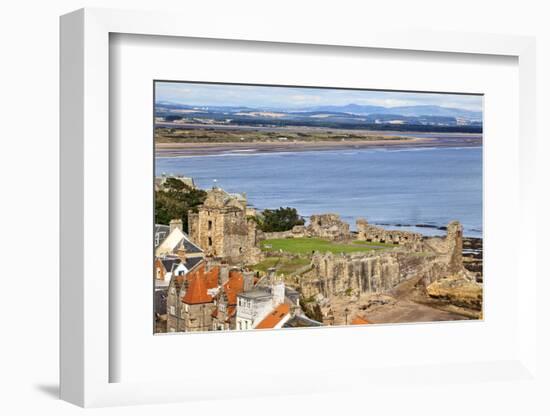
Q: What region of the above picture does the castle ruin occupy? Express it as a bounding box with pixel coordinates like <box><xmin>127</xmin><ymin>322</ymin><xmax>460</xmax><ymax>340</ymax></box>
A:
<box><xmin>356</xmin><ymin>218</ymin><xmax>422</xmax><ymax>246</ymax></box>
<box><xmin>188</xmin><ymin>187</ymin><xmax>261</xmax><ymax>265</ymax></box>
<box><xmin>300</xmin><ymin>221</ymin><xmax>473</xmax><ymax>299</ymax></box>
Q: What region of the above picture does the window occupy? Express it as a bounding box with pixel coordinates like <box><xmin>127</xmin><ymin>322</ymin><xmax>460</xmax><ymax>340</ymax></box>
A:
<box><xmin>208</xmin><ymin>220</ymin><xmax>212</xmax><ymax>230</ymax></box>
<box><xmin>208</xmin><ymin>237</ymin><xmax>212</xmax><ymax>246</ymax></box>
<box><xmin>170</xmin><ymin>306</ymin><xmax>176</xmax><ymax>315</ymax></box>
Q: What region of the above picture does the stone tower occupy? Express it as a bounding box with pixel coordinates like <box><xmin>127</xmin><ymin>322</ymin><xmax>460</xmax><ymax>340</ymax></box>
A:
<box><xmin>188</xmin><ymin>187</ymin><xmax>260</xmax><ymax>264</ymax></box>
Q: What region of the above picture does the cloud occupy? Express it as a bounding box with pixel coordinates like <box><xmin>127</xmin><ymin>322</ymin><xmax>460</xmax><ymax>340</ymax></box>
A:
<box><xmin>154</xmin><ymin>81</ymin><xmax>482</xmax><ymax>112</ymax></box>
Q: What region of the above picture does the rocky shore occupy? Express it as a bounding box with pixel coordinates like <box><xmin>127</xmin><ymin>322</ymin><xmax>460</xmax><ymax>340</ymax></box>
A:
<box><xmin>462</xmin><ymin>237</ymin><xmax>483</xmax><ymax>282</ymax></box>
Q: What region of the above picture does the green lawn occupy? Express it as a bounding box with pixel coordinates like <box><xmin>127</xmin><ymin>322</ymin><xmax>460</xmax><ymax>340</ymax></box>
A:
<box><xmin>251</xmin><ymin>256</ymin><xmax>311</xmax><ymax>276</ymax></box>
<box><xmin>260</xmin><ymin>237</ymin><xmax>393</xmax><ymax>255</ymax></box>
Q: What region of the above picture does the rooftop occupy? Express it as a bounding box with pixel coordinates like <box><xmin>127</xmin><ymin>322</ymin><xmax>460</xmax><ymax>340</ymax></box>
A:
<box><xmin>238</xmin><ymin>288</ymin><xmax>272</xmax><ymax>300</ymax></box>
<box><xmin>255</xmin><ymin>303</ymin><xmax>290</xmax><ymax>329</ymax></box>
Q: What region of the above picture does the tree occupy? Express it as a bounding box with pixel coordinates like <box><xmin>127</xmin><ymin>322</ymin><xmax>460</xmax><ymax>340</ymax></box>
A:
<box><xmin>163</xmin><ymin>177</ymin><xmax>187</xmax><ymax>191</ymax></box>
<box><xmin>259</xmin><ymin>207</ymin><xmax>304</xmax><ymax>232</ymax></box>
<box><xmin>155</xmin><ymin>187</ymin><xmax>207</xmax><ymax>232</ymax></box>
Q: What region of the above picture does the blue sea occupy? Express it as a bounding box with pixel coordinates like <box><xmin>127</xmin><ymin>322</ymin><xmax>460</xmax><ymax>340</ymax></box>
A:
<box><xmin>155</xmin><ymin>146</ymin><xmax>483</xmax><ymax>238</ymax></box>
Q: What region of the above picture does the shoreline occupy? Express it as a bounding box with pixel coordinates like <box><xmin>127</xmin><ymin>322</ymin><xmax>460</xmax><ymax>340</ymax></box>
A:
<box><xmin>155</xmin><ymin>136</ymin><xmax>482</xmax><ymax>157</ymax></box>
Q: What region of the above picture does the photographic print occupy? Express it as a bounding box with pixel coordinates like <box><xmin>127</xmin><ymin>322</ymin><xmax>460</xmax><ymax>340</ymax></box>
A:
<box><xmin>153</xmin><ymin>81</ymin><xmax>483</xmax><ymax>334</ymax></box>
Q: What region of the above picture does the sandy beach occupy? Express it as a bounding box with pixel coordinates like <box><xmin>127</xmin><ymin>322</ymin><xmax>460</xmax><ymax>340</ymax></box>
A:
<box><xmin>155</xmin><ymin>134</ymin><xmax>483</xmax><ymax>157</ymax></box>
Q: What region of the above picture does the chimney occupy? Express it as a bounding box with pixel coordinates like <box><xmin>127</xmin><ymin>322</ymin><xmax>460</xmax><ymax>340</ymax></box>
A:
<box><xmin>169</xmin><ymin>219</ymin><xmax>183</xmax><ymax>234</ymax></box>
<box><xmin>243</xmin><ymin>270</ymin><xmax>255</xmax><ymax>291</ymax></box>
<box><xmin>219</xmin><ymin>263</ymin><xmax>229</xmax><ymax>286</ymax></box>
<box><xmin>267</xmin><ymin>267</ymin><xmax>277</xmax><ymax>284</ymax></box>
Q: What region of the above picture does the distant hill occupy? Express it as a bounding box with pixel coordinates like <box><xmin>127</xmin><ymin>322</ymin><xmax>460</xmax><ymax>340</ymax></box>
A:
<box><xmin>154</xmin><ymin>101</ymin><xmax>483</xmax><ymax>132</ymax></box>
<box><xmin>307</xmin><ymin>104</ymin><xmax>482</xmax><ymax>120</ymax></box>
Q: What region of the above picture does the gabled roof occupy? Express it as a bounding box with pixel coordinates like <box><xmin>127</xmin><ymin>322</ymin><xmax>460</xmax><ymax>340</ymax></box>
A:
<box><xmin>183</xmin><ymin>256</ymin><xmax>203</xmax><ymax>272</ymax></box>
<box><xmin>180</xmin><ymin>235</ymin><xmax>203</xmax><ymax>254</ymax></box>
<box><xmin>181</xmin><ymin>274</ymin><xmax>213</xmax><ymax>305</ymax></box>
<box><xmin>223</xmin><ymin>270</ymin><xmax>244</xmax><ymax>306</ymax></box>
<box><xmin>255</xmin><ymin>304</ymin><xmax>290</xmax><ymax>329</ymax></box>
<box><xmin>160</xmin><ymin>257</ymin><xmax>181</xmax><ymax>273</ymax></box>
<box><xmin>154</xmin><ymin>224</ymin><xmax>170</xmax><ymax>246</ymax></box>
<box><xmin>180</xmin><ymin>262</ymin><xmax>219</xmax><ymax>305</ymax></box>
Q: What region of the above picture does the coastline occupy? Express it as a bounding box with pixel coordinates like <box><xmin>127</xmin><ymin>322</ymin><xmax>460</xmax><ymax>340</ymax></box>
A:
<box><xmin>155</xmin><ymin>135</ymin><xmax>481</xmax><ymax>157</ymax></box>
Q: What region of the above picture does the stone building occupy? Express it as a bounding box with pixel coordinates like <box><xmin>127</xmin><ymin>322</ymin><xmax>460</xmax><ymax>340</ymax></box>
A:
<box><xmin>166</xmin><ymin>259</ymin><xmax>256</xmax><ymax>332</ymax></box>
<box><xmin>356</xmin><ymin>218</ymin><xmax>422</xmax><ymax>246</ymax></box>
<box><xmin>166</xmin><ymin>260</ymin><xmax>219</xmax><ymax>333</ymax></box>
<box><xmin>188</xmin><ymin>187</ymin><xmax>261</xmax><ymax>265</ymax></box>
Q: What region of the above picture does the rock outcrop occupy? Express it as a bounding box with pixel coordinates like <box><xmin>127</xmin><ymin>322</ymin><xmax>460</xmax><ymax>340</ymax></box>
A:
<box><xmin>426</xmin><ymin>275</ymin><xmax>483</xmax><ymax>310</ymax></box>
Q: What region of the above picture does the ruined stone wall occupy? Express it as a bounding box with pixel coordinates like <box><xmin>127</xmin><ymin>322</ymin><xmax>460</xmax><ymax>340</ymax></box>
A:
<box><xmin>421</xmin><ymin>221</ymin><xmax>464</xmax><ymax>277</ymax></box>
<box><xmin>356</xmin><ymin>218</ymin><xmax>422</xmax><ymax>246</ymax></box>
<box><xmin>307</xmin><ymin>214</ymin><xmax>350</xmax><ymax>241</ymax></box>
<box><xmin>301</xmin><ymin>251</ymin><xmax>402</xmax><ymax>298</ymax></box>
<box><xmin>300</xmin><ymin>221</ymin><xmax>472</xmax><ymax>299</ymax></box>
<box><xmin>261</xmin><ymin>225</ymin><xmax>307</xmax><ymax>240</ymax></box>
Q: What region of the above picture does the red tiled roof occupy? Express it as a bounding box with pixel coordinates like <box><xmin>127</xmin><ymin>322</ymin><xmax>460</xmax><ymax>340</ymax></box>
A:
<box><xmin>351</xmin><ymin>315</ymin><xmax>371</xmax><ymax>325</ymax></box>
<box><xmin>223</xmin><ymin>271</ymin><xmax>244</xmax><ymax>306</ymax></box>
<box><xmin>205</xmin><ymin>266</ymin><xmax>219</xmax><ymax>289</ymax></box>
<box><xmin>255</xmin><ymin>304</ymin><xmax>290</xmax><ymax>329</ymax></box>
<box><xmin>181</xmin><ymin>273</ymin><xmax>213</xmax><ymax>305</ymax></box>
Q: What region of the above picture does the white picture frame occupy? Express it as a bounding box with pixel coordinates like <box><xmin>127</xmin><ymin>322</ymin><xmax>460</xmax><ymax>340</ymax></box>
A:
<box><xmin>60</xmin><ymin>7</ymin><xmax>538</xmax><ymax>408</ymax></box>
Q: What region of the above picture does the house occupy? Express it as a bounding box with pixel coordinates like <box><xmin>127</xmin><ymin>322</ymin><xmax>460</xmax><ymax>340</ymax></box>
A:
<box><xmin>211</xmin><ymin>268</ymin><xmax>253</xmax><ymax>331</ymax></box>
<box><xmin>155</xmin><ymin>219</ymin><xmax>205</xmax><ymax>259</ymax></box>
<box><xmin>155</xmin><ymin>256</ymin><xmax>181</xmax><ymax>282</ymax></box>
<box><xmin>166</xmin><ymin>260</ymin><xmax>219</xmax><ymax>333</ymax></box>
<box><xmin>235</xmin><ymin>269</ymin><xmax>287</xmax><ymax>330</ymax></box>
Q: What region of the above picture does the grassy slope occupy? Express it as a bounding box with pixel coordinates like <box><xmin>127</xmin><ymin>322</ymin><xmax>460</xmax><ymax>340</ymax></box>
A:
<box><xmin>260</xmin><ymin>237</ymin><xmax>393</xmax><ymax>255</ymax></box>
<box><xmin>251</xmin><ymin>256</ymin><xmax>311</xmax><ymax>276</ymax></box>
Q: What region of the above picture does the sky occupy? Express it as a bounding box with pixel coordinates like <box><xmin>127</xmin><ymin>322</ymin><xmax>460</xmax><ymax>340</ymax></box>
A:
<box><xmin>155</xmin><ymin>81</ymin><xmax>483</xmax><ymax>112</ymax></box>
